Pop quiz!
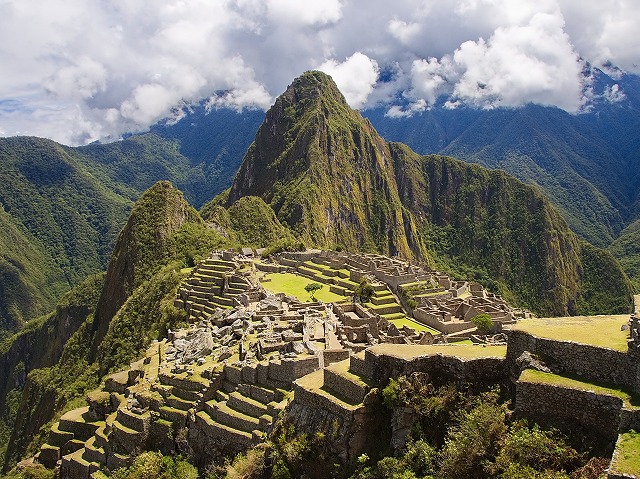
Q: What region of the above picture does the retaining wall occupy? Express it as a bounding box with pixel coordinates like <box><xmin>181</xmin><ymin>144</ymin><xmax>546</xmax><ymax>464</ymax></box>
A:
<box><xmin>515</xmin><ymin>380</ymin><xmax>623</xmax><ymax>444</ymax></box>
<box><xmin>506</xmin><ymin>330</ymin><xmax>640</xmax><ymax>393</ymax></box>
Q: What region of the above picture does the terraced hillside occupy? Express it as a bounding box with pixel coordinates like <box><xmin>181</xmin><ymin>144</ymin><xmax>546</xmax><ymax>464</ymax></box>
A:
<box><xmin>175</xmin><ymin>256</ymin><xmax>251</xmax><ymax>321</ymax></box>
<box><xmin>29</xmin><ymin>252</ymin><xmax>640</xmax><ymax>479</ymax></box>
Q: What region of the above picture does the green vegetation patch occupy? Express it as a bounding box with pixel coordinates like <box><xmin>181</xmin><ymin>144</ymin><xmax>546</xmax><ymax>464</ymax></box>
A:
<box><xmin>511</xmin><ymin>315</ymin><xmax>629</xmax><ymax>351</ymax></box>
<box><xmin>389</xmin><ymin>317</ymin><xmax>440</xmax><ymax>334</ymax></box>
<box><xmin>612</xmin><ymin>430</ymin><xmax>640</xmax><ymax>476</ymax></box>
<box><xmin>369</xmin><ymin>343</ymin><xmax>507</xmax><ymax>360</ymax></box>
<box><xmin>261</xmin><ymin>272</ymin><xmax>344</xmax><ymax>303</ymax></box>
<box><xmin>520</xmin><ymin>369</ymin><xmax>639</xmax><ymax>407</ymax></box>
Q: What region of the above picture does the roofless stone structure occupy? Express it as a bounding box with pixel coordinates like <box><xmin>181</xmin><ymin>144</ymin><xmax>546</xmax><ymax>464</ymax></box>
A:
<box><xmin>34</xmin><ymin>253</ymin><xmax>639</xmax><ymax>479</ymax></box>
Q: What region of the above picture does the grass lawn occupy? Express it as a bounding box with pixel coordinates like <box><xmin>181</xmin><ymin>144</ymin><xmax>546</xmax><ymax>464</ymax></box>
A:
<box><xmin>390</xmin><ymin>316</ymin><xmax>440</xmax><ymax>335</ymax></box>
<box><xmin>613</xmin><ymin>430</ymin><xmax>640</xmax><ymax>476</ymax></box>
<box><xmin>510</xmin><ymin>315</ymin><xmax>629</xmax><ymax>351</ymax></box>
<box><xmin>261</xmin><ymin>272</ymin><xmax>345</xmax><ymax>303</ymax></box>
<box><xmin>520</xmin><ymin>369</ymin><xmax>639</xmax><ymax>407</ymax></box>
<box><xmin>369</xmin><ymin>343</ymin><xmax>507</xmax><ymax>360</ymax></box>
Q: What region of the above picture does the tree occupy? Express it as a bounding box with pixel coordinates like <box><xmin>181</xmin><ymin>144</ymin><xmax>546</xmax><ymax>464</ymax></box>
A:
<box><xmin>353</xmin><ymin>278</ymin><xmax>375</xmax><ymax>304</ymax></box>
<box><xmin>304</xmin><ymin>282</ymin><xmax>323</xmax><ymax>301</ymax></box>
<box><xmin>471</xmin><ymin>313</ymin><xmax>494</xmax><ymax>334</ymax></box>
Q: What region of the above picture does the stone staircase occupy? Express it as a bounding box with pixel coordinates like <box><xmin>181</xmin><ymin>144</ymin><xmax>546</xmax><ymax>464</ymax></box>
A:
<box><xmin>37</xmin><ymin>406</ymin><xmax>104</xmax><ymax>471</ymax></box>
<box><xmin>36</xmin><ymin>346</ymin><xmax>161</xmax><ymax>478</ymax></box>
<box><xmin>175</xmin><ymin>258</ymin><xmax>252</xmax><ymax>321</ymax></box>
<box><xmin>190</xmin><ymin>362</ymin><xmax>291</xmax><ymax>461</ymax></box>
<box><xmin>365</xmin><ymin>285</ymin><xmax>404</xmax><ymax>320</ymax></box>
<box><xmin>295</xmin><ymin>355</ymin><xmax>373</xmax><ymax>407</ymax></box>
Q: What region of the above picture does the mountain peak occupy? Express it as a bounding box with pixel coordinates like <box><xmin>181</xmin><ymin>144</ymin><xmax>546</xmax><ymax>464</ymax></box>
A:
<box><xmin>89</xmin><ymin>180</ymin><xmax>201</xmax><ymax>356</ymax></box>
<box><xmin>284</xmin><ymin>70</ymin><xmax>348</xmax><ymax>106</ymax></box>
<box><xmin>225</xmin><ymin>70</ymin><xmax>421</xmax><ymax>258</ymax></box>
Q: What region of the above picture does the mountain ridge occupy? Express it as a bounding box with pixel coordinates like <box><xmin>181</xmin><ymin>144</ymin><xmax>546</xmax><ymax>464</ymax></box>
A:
<box><xmin>0</xmin><ymin>71</ymin><xmax>634</xmax><ymax>472</ymax></box>
<box><xmin>224</xmin><ymin>71</ymin><xmax>633</xmax><ymax>315</ymax></box>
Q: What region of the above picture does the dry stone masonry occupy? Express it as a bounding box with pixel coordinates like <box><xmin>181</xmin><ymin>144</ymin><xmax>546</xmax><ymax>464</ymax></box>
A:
<box><xmin>34</xmin><ymin>254</ymin><xmax>639</xmax><ymax>479</ymax></box>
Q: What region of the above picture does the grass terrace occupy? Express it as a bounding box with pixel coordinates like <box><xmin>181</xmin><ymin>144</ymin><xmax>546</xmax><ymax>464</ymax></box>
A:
<box><xmin>389</xmin><ymin>316</ymin><xmax>440</xmax><ymax>335</ymax></box>
<box><xmin>510</xmin><ymin>315</ymin><xmax>630</xmax><ymax>351</ymax></box>
<box><xmin>520</xmin><ymin>369</ymin><xmax>640</xmax><ymax>408</ymax></box>
<box><xmin>261</xmin><ymin>272</ymin><xmax>345</xmax><ymax>303</ymax></box>
<box><xmin>369</xmin><ymin>343</ymin><xmax>507</xmax><ymax>360</ymax></box>
<box><xmin>612</xmin><ymin>430</ymin><xmax>640</xmax><ymax>477</ymax></box>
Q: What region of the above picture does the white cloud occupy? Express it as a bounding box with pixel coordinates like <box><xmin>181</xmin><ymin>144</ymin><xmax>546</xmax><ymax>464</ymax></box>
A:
<box><xmin>267</xmin><ymin>0</ymin><xmax>343</xmax><ymax>26</ymax></box>
<box><xmin>451</xmin><ymin>10</ymin><xmax>585</xmax><ymax>111</ymax></box>
<box><xmin>388</xmin><ymin>19</ymin><xmax>422</xmax><ymax>45</ymax></box>
<box><xmin>0</xmin><ymin>0</ymin><xmax>638</xmax><ymax>144</ymax></box>
<box><xmin>602</xmin><ymin>84</ymin><xmax>625</xmax><ymax>103</ymax></box>
<box><xmin>318</xmin><ymin>53</ymin><xmax>379</xmax><ymax>108</ymax></box>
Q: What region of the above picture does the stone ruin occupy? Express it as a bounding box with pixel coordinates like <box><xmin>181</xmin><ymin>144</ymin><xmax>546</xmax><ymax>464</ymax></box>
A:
<box><xmin>33</xmin><ymin>249</ymin><xmax>540</xmax><ymax>479</ymax></box>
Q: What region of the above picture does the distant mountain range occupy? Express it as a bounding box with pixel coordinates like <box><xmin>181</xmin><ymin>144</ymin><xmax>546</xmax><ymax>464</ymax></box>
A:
<box><xmin>0</xmin><ymin>70</ymin><xmax>634</xmax><ymax>470</ymax></box>
<box><xmin>0</xmin><ymin>68</ymin><xmax>637</xmax><ymax>335</ymax></box>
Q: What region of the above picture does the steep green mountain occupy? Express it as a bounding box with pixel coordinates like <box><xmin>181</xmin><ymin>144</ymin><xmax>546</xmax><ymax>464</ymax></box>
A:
<box><xmin>206</xmin><ymin>196</ymin><xmax>295</xmax><ymax>248</ymax></box>
<box><xmin>225</xmin><ymin>71</ymin><xmax>632</xmax><ymax>315</ymax></box>
<box><xmin>77</xmin><ymin>107</ymin><xmax>263</xmax><ymax>208</ymax></box>
<box><xmin>390</xmin><ymin>146</ymin><xmax>580</xmax><ymax>313</ymax></box>
<box><xmin>440</xmin><ymin>106</ymin><xmax>628</xmax><ymax>245</ymax></box>
<box><xmin>2</xmin><ymin>181</ymin><xmax>234</xmax><ymax>470</ymax></box>
<box><xmin>0</xmin><ymin>273</ymin><xmax>104</xmax><ymax>467</ymax></box>
<box><xmin>225</xmin><ymin>71</ymin><xmax>425</xmax><ymax>259</ymax></box>
<box><xmin>0</xmin><ymin>137</ymin><xmax>131</xmax><ymax>335</ymax></box>
<box><xmin>367</xmin><ymin>105</ymin><xmax>628</xmax><ymax>247</ymax></box>
<box><xmin>0</xmin><ymin>110</ymin><xmax>261</xmax><ymax>336</ymax></box>
<box><xmin>364</xmin><ymin>69</ymin><xmax>640</xmax><ymax>251</ymax></box>
<box><xmin>89</xmin><ymin>181</ymin><xmax>203</xmax><ymax>355</ymax></box>
<box><xmin>0</xmin><ymin>205</ymin><xmax>64</xmax><ymax>336</ymax></box>
<box><xmin>609</xmin><ymin>219</ymin><xmax>640</xmax><ymax>291</ymax></box>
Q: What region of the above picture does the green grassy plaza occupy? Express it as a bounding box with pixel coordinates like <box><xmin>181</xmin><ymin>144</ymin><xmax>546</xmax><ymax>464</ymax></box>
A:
<box><xmin>520</xmin><ymin>369</ymin><xmax>639</xmax><ymax>407</ymax></box>
<box><xmin>613</xmin><ymin>430</ymin><xmax>640</xmax><ymax>476</ymax></box>
<box><xmin>510</xmin><ymin>315</ymin><xmax>630</xmax><ymax>351</ymax></box>
<box><xmin>261</xmin><ymin>272</ymin><xmax>346</xmax><ymax>303</ymax></box>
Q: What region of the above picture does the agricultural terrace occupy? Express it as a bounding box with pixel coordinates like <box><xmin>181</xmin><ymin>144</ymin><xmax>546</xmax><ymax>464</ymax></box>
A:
<box><xmin>388</xmin><ymin>316</ymin><xmax>440</xmax><ymax>335</ymax></box>
<box><xmin>509</xmin><ymin>315</ymin><xmax>630</xmax><ymax>351</ymax></box>
<box><xmin>260</xmin><ymin>271</ymin><xmax>440</xmax><ymax>334</ymax></box>
<box><xmin>612</xmin><ymin>430</ymin><xmax>640</xmax><ymax>477</ymax></box>
<box><xmin>261</xmin><ymin>272</ymin><xmax>346</xmax><ymax>303</ymax></box>
<box><xmin>520</xmin><ymin>369</ymin><xmax>640</xmax><ymax>408</ymax></box>
<box><xmin>369</xmin><ymin>343</ymin><xmax>507</xmax><ymax>360</ymax></box>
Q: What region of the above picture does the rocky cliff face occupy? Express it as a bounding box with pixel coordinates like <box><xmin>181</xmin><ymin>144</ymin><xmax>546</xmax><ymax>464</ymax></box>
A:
<box><xmin>90</xmin><ymin>181</ymin><xmax>202</xmax><ymax>356</ymax></box>
<box><xmin>0</xmin><ymin>274</ymin><xmax>103</xmax><ymax>469</ymax></box>
<box><xmin>3</xmin><ymin>181</ymin><xmax>218</xmax><ymax>470</ymax></box>
<box><xmin>227</xmin><ymin>71</ymin><xmax>425</xmax><ymax>258</ymax></box>
<box><xmin>225</xmin><ymin>71</ymin><xmax>632</xmax><ymax>315</ymax></box>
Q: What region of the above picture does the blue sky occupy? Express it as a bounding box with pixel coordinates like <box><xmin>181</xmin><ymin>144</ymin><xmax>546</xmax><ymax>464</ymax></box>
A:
<box><xmin>0</xmin><ymin>0</ymin><xmax>638</xmax><ymax>145</ymax></box>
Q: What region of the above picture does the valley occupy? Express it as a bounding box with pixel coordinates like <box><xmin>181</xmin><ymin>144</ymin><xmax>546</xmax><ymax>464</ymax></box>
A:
<box><xmin>0</xmin><ymin>71</ymin><xmax>637</xmax><ymax>479</ymax></box>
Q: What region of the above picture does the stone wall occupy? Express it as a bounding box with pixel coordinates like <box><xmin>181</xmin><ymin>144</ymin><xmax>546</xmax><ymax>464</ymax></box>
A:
<box><xmin>255</xmin><ymin>262</ymin><xmax>287</xmax><ymax>273</ymax></box>
<box><xmin>322</xmin><ymin>349</ymin><xmax>351</xmax><ymax>366</ymax></box>
<box><xmin>413</xmin><ymin>309</ymin><xmax>473</xmax><ymax>334</ymax></box>
<box><xmin>268</xmin><ymin>356</ymin><xmax>320</xmax><ymax>384</ymax></box>
<box><xmin>364</xmin><ymin>348</ymin><xmax>507</xmax><ymax>390</ymax></box>
<box><xmin>506</xmin><ymin>330</ymin><xmax>640</xmax><ymax>392</ymax></box>
<box><xmin>515</xmin><ymin>380</ymin><xmax>623</xmax><ymax>445</ymax></box>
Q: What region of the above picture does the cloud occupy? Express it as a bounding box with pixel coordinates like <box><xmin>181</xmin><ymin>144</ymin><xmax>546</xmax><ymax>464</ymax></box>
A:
<box><xmin>0</xmin><ymin>0</ymin><xmax>638</xmax><ymax>144</ymax></box>
<box><xmin>318</xmin><ymin>53</ymin><xmax>379</xmax><ymax>108</ymax></box>
<box><xmin>267</xmin><ymin>0</ymin><xmax>343</xmax><ymax>26</ymax></box>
